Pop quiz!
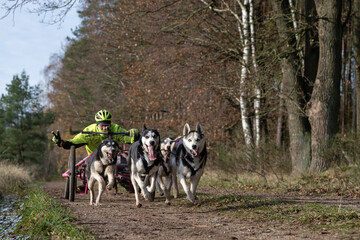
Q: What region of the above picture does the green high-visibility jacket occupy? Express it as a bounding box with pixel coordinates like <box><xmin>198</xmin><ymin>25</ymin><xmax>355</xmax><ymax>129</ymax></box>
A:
<box><xmin>64</xmin><ymin>123</ymin><xmax>133</xmax><ymax>155</ymax></box>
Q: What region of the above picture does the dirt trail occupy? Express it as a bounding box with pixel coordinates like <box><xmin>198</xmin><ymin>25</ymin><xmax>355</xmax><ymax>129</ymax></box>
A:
<box><xmin>40</xmin><ymin>181</ymin><xmax>349</xmax><ymax>240</ymax></box>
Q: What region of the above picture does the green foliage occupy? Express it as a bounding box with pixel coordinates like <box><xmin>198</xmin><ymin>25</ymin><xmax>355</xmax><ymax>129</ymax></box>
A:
<box><xmin>15</xmin><ymin>186</ymin><xmax>94</xmax><ymax>239</ymax></box>
<box><xmin>0</xmin><ymin>71</ymin><xmax>54</xmax><ymax>163</ymax></box>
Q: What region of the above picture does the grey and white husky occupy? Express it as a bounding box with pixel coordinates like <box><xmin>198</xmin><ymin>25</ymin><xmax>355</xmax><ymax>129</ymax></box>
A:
<box><xmin>86</xmin><ymin>138</ymin><xmax>119</xmax><ymax>206</ymax></box>
<box><xmin>170</xmin><ymin>122</ymin><xmax>207</xmax><ymax>204</ymax></box>
<box><xmin>156</xmin><ymin>137</ymin><xmax>179</xmax><ymax>205</ymax></box>
<box><xmin>128</xmin><ymin>125</ymin><xmax>161</xmax><ymax>208</ymax></box>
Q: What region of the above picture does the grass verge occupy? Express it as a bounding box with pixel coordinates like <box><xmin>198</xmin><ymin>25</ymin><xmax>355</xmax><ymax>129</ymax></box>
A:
<box><xmin>0</xmin><ymin>161</ymin><xmax>31</xmax><ymax>197</ymax></box>
<box><xmin>174</xmin><ymin>191</ymin><xmax>360</xmax><ymax>238</ymax></box>
<box><xmin>179</xmin><ymin>166</ymin><xmax>360</xmax><ymax>238</ymax></box>
<box><xmin>202</xmin><ymin>165</ymin><xmax>360</xmax><ymax>197</ymax></box>
<box><xmin>0</xmin><ymin>161</ymin><xmax>95</xmax><ymax>239</ymax></box>
<box><xmin>14</xmin><ymin>185</ymin><xmax>95</xmax><ymax>239</ymax></box>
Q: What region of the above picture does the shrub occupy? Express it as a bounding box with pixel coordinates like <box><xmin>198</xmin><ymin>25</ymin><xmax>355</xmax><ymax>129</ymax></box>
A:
<box><xmin>0</xmin><ymin>161</ymin><xmax>32</xmax><ymax>197</ymax></box>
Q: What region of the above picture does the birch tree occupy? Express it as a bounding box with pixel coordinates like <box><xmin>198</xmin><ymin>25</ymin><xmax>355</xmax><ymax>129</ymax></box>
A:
<box><xmin>200</xmin><ymin>0</ymin><xmax>260</xmax><ymax>148</ymax></box>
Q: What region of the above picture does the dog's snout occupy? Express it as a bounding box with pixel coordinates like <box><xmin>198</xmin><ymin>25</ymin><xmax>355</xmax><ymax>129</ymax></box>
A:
<box><xmin>192</xmin><ymin>144</ymin><xmax>197</xmax><ymax>150</ymax></box>
<box><xmin>167</xmin><ymin>145</ymin><xmax>171</xmax><ymax>150</ymax></box>
<box><xmin>150</xmin><ymin>140</ymin><xmax>155</xmax><ymax>146</ymax></box>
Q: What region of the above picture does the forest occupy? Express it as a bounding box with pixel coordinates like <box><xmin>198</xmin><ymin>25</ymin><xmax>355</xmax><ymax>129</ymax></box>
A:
<box><xmin>2</xmin><ymin>0</ymin><xmax>360</xmax><ymax>179</ymax></box>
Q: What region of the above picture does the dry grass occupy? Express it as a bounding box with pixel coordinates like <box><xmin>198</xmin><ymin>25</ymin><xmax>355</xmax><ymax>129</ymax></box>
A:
<box><xmin>0</xmin><ymin>161</ymin><xmax>32</xmax><ymax>197</ymax></box>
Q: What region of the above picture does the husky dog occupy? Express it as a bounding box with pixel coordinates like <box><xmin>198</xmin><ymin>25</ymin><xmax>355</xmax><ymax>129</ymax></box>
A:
<box><xmin>128</xmin><ymin>125</ymin><xmax>161</xmax><ymax>208</ymax></box>
<box><xmin>156</xmin><ymin>137</ymin><xmax>179</xmax><ymax>205</ymax></box>
<box><xmin>170</xmin><ymin>123</ymin><xmax>207</xmax><ymax>204</ymax></box>
<box><xmin>86</xmin><ymin>138</ymin><xmax>119</xmax><ymax>206</ymax></box>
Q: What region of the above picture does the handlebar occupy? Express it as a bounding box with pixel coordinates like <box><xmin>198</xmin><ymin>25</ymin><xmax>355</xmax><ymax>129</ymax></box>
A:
<box><xmin>81</xmin><ymin>131</ymin><xmax>130</xmax><ymax>136</ymax></box>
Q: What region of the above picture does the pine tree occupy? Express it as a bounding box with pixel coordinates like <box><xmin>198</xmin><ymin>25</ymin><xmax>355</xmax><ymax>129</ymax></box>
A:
<box><xmin>0</xmin><ymin>71</ymin><xmax>54</xmax><ymax>163</ymax></box>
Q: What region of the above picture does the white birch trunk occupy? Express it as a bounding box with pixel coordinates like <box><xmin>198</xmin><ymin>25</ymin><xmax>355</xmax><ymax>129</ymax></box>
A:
<box><xmin>200</xmin><ymin>0</ymin><xmax>253</xmax><ymax>146</ymax></box>
<box><xmin>249</xmin><ymin>0</ymin><xmax>260</xmax><ymax>147</ymax></box>
<box><xmin>239</xmin><ymin>0</ymin><xmax>253</xmax><ymax>146</ymax></box>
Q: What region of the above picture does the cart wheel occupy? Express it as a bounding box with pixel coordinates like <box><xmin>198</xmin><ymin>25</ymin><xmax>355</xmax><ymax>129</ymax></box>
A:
<box><xmin>69</xmin><ymin>145</ymin><xmax>76</xmax><ymax>202</ymax></box>
<box><xmin>64</xmin><ymin>177</ymin><xmax>70</xmax><ymax>199</ymax></box>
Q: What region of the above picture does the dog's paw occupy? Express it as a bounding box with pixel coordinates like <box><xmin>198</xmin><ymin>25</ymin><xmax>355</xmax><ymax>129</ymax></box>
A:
<box><xmin>149</xmin><ymin>191</ymin><xmax>155</xmax><ymax>201</ymax></box>
<box><xmin>165</xmin><ymin>201</ymin><xmax>171</xmax><ymax>206</ymax></box>
<box><xmin>143</xmin><ymin>192</ymin><xmax>150</xmax><ymax>201</ymax></box>
<box><xmin>136</xmin><ymin>203</ymin><xmax>142</xmax><ymax>208</ymax></box>
<box><xmin>106</xmin><ymin>185</ymin><xmax>112</xmax><ymax>191</ymax></box>
<box><xmin>186</xmin><ymin>194</ymin><xmax>195</xmax><ymax>202</ymax></box>
<box><xmin>190</xmin><ymin>198</ymin><xmax>201</xmax><ymax>206</ymax></box>
<box><xmin>194</xmin><ymin>199</ymin><xmax>201</xmax><ymax>206</ymax></box>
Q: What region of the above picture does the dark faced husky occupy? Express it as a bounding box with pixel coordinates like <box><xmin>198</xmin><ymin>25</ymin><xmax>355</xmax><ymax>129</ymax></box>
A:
<box><xmin>170</xmin><ymin>122</ymin><xmax>207</xmax><ymax>204</ymax></box>
<box><xmin>86</xmin><ymin>138</ymin><xmax>119</xmax><ymax>206</ymax></box>
<box><xmin>128</xmin><ymin>125</ymin><xmax>161</xmax><ymax>208</ymax></box>
<box><xmin>156</xmin><ymin>137</ymin><xmax>179</xmax><ymax>205</ymax></box>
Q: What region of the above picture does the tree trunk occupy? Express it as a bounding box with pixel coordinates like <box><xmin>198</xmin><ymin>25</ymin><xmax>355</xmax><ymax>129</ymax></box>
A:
<box><xmin>309</xmin><ymin>0</ymin><xmax>342</xmax><ymax>172</ymax></box>
<box><xmin>281</xmin><ymin>60</ymin><xmax>312</xmax><ymax>174</ymax></box>
<box><xmin>249</xmin><ymin>0</ymin><xmax>261</xmax><ymax>148</ymax></box>
<box><xmin>303</xmin><ymin>0</ymin><xmax>318</xmax><ymax>98</ymax></box>
<box><xmin>272</xmin><ymin>0</ymin><xmax>312</xmax><ymax>174</ymax></box>
<box><xmin>353</xmin><ymin>0</ymin><xmax>360</xmax><ymax>135</ymax></box>
<box><xmin>239</xmin><ymin>0</ymin><xmax>253</xmax><ymax>147</ymax></box>
<box><xmin>276</xmin><ymin>83</ymin><xmax>285</xmax><ymax>147</ymax></box>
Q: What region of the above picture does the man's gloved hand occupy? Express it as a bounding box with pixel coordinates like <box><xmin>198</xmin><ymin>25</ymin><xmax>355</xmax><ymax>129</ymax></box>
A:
<box><xmin>51</xmin><ymin>130</ymin><xmax>64</xmax><ymax>147</ymax></box>
<box><xmin>129</xmin><ymin>128</ymin><xmax>140</xmax><ymax>143</ymax></box>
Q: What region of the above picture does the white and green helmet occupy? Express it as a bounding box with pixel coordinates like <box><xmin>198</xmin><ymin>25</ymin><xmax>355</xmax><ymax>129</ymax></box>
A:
<box><xmin>95</xmin><ymin>109</ymin><xmax>112</xmax><ymax>123</ymax></box>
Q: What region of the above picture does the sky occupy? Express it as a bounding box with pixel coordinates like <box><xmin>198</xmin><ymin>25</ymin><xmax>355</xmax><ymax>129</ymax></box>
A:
<box><xmin>0</xmin><ymin>5</ymin><xmax>81</xmax><ymax>96</ymax></box>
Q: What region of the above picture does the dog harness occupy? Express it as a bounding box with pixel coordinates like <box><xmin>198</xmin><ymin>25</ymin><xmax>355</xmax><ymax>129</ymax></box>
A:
<box><xmin>160</xmin><ymin>160</ymin><xmax>171</xmax><ymax>176</ymax></box>
<box><xmin>131</xmin><ymin>141</ymin><xmax>160</xmax><ymax>175</ymax></box>
<box><xmin>173</xmin><ymin>141</ymin><xmax>207</xmax><ymax>176</ymax></box>
<box><xmin>140</xmin><ymin>154</ymin><xmax>160</xmax><ymax>174</ymax></box>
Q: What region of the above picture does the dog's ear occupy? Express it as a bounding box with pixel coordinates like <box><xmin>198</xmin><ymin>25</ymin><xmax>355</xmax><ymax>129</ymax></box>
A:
<box><xmin>143</xmin><ymin>124</ymin><xmax>147</xmax><ymax>131</ymax></box>
<box><xmin>183</xmin><ymin>123</ymin><xmax>191</xmax><ymax>136</ymax></box>
<box><xmin>196</xmin><ymin>122</ymin><xmax>204</xmax><ymax>136</ymax></box>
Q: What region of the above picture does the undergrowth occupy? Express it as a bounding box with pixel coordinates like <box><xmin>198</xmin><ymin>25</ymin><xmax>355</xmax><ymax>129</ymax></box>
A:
<box><xmin>0</xmin><ymin>161</ymin><xmax>31</xmax><ymax>197</ymax></box>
